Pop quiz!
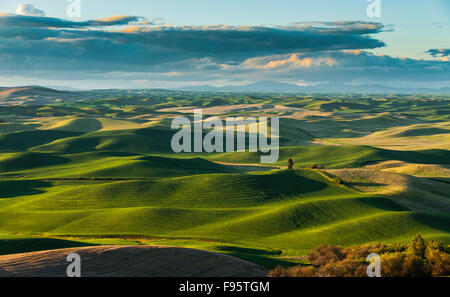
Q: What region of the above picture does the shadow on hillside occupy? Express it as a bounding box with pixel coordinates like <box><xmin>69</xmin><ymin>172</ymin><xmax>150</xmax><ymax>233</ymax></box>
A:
<box><xmin>0</xmin><ymin>153</ymin><xmax>71</xmax><ymax>172</ymax></box>
<box><xmin>214</xmin><ymin>246</ymin><xmax>298</xmax><ymax>269</ymax></box>
<box><xmin>0</xmin><ymin>130</ymin><xmax>83</xmax><ymax>151</ymax></box>
<box><xmin>0</xmin><ymin>180</ymin><xmax>52</xmax><ymax>198</ymax></box>
<box><xmin>345</xmin><ymin>182</ymin><xmax>387</xmax><ymax>187</ymax></box>
<box><xmin>256</xmin><ymin>170</ymin><xmax>329</xmax><ymax>197</ymax></box>
<box><xmin>412</xmin><ymin>213</ymin><xmax>450</xmax><ymax>233</ymax></box>
<box><xmin>214</xmin><ymin>245</ymin><xmax>299</xmax><ymax>269</ymax></box>
<box><xmin>380</xmin><ymin>149</ymin><xmax>450</xmax><ymax>165</ymax></box>
<box><xmin>0</xmin><ymin>237</ymin><xmax>96</xmax><ymax>256</ymax></box>
<box><xmin>61</xmin><ymin>118</ymin><xmax>102</xmax><ymax>133</ymax></box>
<box><xmin>215</xmin><ymin>245</ymin><xmax>281</xmax><ymax>256</ymax></box>
<box><xmin>355</xmin><ymin>196</ymin><xmax>408</xmax><ymax>212</ymax></box>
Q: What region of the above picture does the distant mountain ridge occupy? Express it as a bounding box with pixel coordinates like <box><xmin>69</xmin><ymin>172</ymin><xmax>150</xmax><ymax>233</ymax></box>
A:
<box><xmin>0</xmin><ymin>83</ymin><xmax>448</xmax><ymax>106</ymax></box>
<box><xmin>0</xmin><ymin>86</ymin><xmax>83</xmax><ymax>105</ymax></box>
<box><xmin>176</xmin><ymin>81</ymin><xmax>450</xmax><ymax>94</ymax></box>
<box><xmin>0</xmin><ymin>86</ymin><xmax>139</xmax><ymax>106</ymax></box>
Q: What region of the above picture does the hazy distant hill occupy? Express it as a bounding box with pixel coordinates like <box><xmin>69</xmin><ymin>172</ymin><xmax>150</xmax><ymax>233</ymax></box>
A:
<box><xmin>0</xmin><ymin>86</ymin><xmax>88</xmax><ymax>106</ymax></box>
<box><xmin>176</xmin><ymin>81</ymin><xmax>450</xmax><ymax>94</ymax></box>
<box><xmin>1</xmin><ymin>84</ymin><xmax>449</xmax><ymax>106</ymax></box>
<box><xmin>0</xmin><ymin>86</ymin><xmax>150</xmax><ymax>106</ymax></box>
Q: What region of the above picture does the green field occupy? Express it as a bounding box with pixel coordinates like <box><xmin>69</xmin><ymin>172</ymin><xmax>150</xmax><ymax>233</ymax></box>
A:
<box><xmin>0</xmin><ymin>88</ymin><xmax>449</xmax><ymax>268</ymax></box>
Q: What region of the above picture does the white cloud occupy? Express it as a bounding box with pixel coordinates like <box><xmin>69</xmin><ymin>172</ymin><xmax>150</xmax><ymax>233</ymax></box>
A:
<box><xmin>16</xmin><ymin>4</ymin><xmax>45</xmax><ymax>17</ymax></box>
<box><xmin>243</xmin><ymin>54</ymin><xmax>337</xmax><ymax>70</ymax></box>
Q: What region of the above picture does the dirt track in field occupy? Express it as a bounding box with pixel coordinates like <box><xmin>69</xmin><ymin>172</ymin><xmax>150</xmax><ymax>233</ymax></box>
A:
<box><xmin>0</xmin><ymin>245</ymin><xmax>268</xmax><ymax>277</ymax></box>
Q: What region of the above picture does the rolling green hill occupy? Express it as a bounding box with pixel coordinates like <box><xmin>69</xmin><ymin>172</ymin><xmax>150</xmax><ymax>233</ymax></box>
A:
<box><xmin>0</xmin><ymin>152</ymin><xmax>234</xmax><ymax>179</ymax></box>
<box><xmin>0</xmin><ymin>169</ymin><xmax>448</xmax><ymax>262</ymax></box>
<box><xmin>0</xmin><ymin>144</ymin><xmax>448</xmax><ymax>180</ymax></box>
<box><xmin>0</xmin><ymin>130</ymin><xmax>82</xmax><ymax>151</ymax></box>
<box><xmin>30</xmin><ymin>128</ymin><xmax>174</xmax><ymax>154</ymax></box>
<box><xmin>0</xmin><ymin>91</ymin><xmax>449</xmax><ymax>269</ymax></box>
<box><xmin>207</xmin><ymin>145</ymin><xmax>450</xmax><ymax>168</ymax></box>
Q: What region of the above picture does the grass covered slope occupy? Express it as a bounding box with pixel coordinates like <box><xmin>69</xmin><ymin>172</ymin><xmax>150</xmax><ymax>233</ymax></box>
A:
<box><xmin>207</xmin><ymin>145</ymin><xmax>450</xmax><ymax>168</ymax></box>
<box><xmin>0</xmin><ymin>169</ymin><xmax>448</xmax><ymax>259</ymax></box>
<box><xmin>30</xmin><ymin>128</ymin><xmax>175</xmax><ymax>154</ymax></box>
<box><xmin>0</xmin><ymin>130</ymin><xmax>82</xmax><ymax>151</ymax></box>
<box><xmin>0</xmin><ymin>152</ymin><xmax>235</xmax><ymax>179</ymax></box>
<box><xmin>0</xmin><ymin>91</ymin><xmax>448</xmax><ymax>268</ymax></box>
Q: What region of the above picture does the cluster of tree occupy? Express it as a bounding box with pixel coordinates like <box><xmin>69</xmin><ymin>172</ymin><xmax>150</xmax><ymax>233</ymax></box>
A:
<box><xmin>269</xmin><ymin>235</ymin><xmax>449</xmax><ymax>277</ymax></box>
<box><xmin>303</xmin><ymin>164</ymin><xmax>325</xmax><ymax>169</ymax></box>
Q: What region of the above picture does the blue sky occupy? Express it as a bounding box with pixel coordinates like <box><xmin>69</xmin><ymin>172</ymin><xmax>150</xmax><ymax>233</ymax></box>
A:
<box><xmin>0</xmin><ymin>0</ymin><xmax>448</xmax><ymax>89</ymax></box>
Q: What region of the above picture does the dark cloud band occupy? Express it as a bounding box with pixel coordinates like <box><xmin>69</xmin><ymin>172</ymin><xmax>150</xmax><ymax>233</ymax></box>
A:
<box><xmin>0</xmin><ymin>12</ymin><xmax>447</xmax><ymax>86</ymax></box>
<box><xmin>427</xmin><ymin>48</ymin><xmax>450</xmax><ymax>57</ymax></box>
<box><xmin>0</xmin><ymin>14</ymin><xmax>385</xmax><ymax>71</ymax></box>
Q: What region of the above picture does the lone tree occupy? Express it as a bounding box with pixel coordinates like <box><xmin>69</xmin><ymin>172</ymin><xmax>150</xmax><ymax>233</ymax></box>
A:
<box><xmin>288</xmin><ymin>158</ymin><xmax>294</xmax><ymax>169</ymax></box>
